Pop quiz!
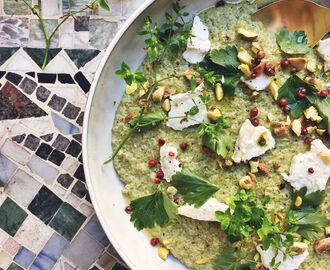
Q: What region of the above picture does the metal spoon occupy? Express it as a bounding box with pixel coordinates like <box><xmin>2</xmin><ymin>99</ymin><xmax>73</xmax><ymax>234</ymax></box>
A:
<box><xmin>252</xmin><ymin>0</ymin><xmax>330</xmax><ymax>47</ymax></box>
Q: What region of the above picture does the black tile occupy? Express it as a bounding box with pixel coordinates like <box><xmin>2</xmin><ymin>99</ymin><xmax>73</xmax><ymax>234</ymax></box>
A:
<box><xmin>28</xmin><ymin>186</ymin><xmax>62</xmax><ymax>224</ymax></box>
<box><xmin>71</xmin><ymin>180</ymin><xmax>87</xmax><ymax>198</ymax></box>
<box><xmin>78</xmin><ymin>154</ymin><xmax>83</xmax><ymax>163</ymax></box>
<box><xmin>12</xmin><ymin>134</ymin><xmax>26</xmax><ymax>144</ymax></box>
<box><xmin>63</xmin><ymin>103</ymin><xmax>80</xmax><ymax>120</ymax></box>
<box><xmin>52</xmin><ymin>134</ymin><xmax>70</xmax><ymax>151</ymax></box>
<box><xmin>112</xmin><ymin>263</ymin><xmax>128</xmax><ymax>270</ymax></box>
<box><xmin>76</xmin><ymin>112</ymin><xmax>84</xmax><ymax>126</ymax></box>
<box><xmin>73</xmin><ymin>164</ymin><xmax>85</xmax><ymax>182</ymax></box>
<box><xmin>5</xmin><ymin>72</ymin><xmax>23</xmax><ymax>85</ymax></box>
<box><xmin>40</xmin><ymin>133</ymin><xmax>53</xmax><ymax>142</ymax></box>
<box><xmin>48</xmin><ymin>95</ymin><xmax>66</xmax><ymax>112</ymax></box>
<box><xmin>72</xmin><ymin>134</ymin><xmax>82</xmax><ymax>143</ymax></box>
<box><xmin>57</xmin><ymin>174</ymin><xmax>74</xmax><ymax>189</ymax></box>
<box><xmin>74</xmin><ymin>72</ymin><xmax>90</xmax><ymax>93</ymax></box>
<box><xmin>37</xmin><ymin>73</ymin><xmax>57</xmax><ymax>84</ymax></box>
<box><xmin>65</xmin><ymin>49</ymin><xmax>100</xmax><ymax>69</ymax></box>
<box><xmin>26</xmin><ymin>72</ymin><xmax>35</xmax><ymax>78</ymax></box>
<box><xmin>24</xmin><ymin>134</ymin><xmax>40</xmax><ymax>151</ymax></box>
<box><xmin>24</xmin><ymin>48</ymin><xmax>61</xmax><ymax>69</ymax></box>
<box><xmin>36</xmin><ymin>86</ymin><xmax>51</xmax><ymax>102</ymax></box>
<box><xmin>74</xmin><ymin>16</ymin><xmax>90</xmax><ymax>31</ymax></box>
<box><xmin>66</xmin><ymin>140</ymin><xmax>81</xmax><ymax>158</ymax></box>
<box><xmin>85</xmin><ymin>191</ymin><xmax>91</xmax><ymax>203</ymax></box>
<box><xmin>0</xmin><ymin>71</ymin><xmax>5</xmax><ymax>79</ymax></box>
<box><xmin>19</xmin><ymin>77</ymin><xmax>37</xmax><ymax>95</ymax></box>
<box><xmin>58</xmin><ymin>73</ymin><xmax>75</xmax><ymax>84</ymax></box>
<box><xmin>35</xmin><ymin>143</ymin><xmax>53</xmax><ymax>160</ymax></box>
<box><xmin>0</xmin><ymin>47</ymin><xmax>19</xmax><ymax>66</ymax></box>
<box><xmin>48</xmin><ymin>149</ymin><xmax>65</xmax><ymax>166</ymax></box>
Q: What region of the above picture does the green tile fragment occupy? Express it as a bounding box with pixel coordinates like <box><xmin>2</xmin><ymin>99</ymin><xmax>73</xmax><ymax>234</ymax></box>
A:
<box><xmin>4</xmin><ymin>0</ymin><xmax>32</xmax><ymax>15</ymax></box>
<box><xmin>89</xmin><ymin>267</ymin><xmax>100</xmax><ymax>270</ymax></box>
<box><xmin>65</xmin><ymin>49</ymin><xmax>101</xmax><ymax>68</ymax></box>
<box><xmin>0</xmin><ymin>48</ymin><xmax>20</xmax><ymax>66</ymax></box>
<box><xmin>28</xmin><ymin>186</ymin><xmax>62</xmax><ymax>224</ymax></box>
<box><xmin>49</xmin><ymin>202</ymin><xmax>86</xmax><ymax>241</ymax></box>
<box><xmin>23</xmin><ymin>48</ymin><xmax>61</xmax><ymax>68</ymax></box>
<box><xmin>0</xmin><ymin>198</ymin><xmax>27</xmax><ymax>237</ymax></box>
<box><xmin>8</xmin><ymin>263</ymin><xmax>24</xmax><ymax>270</ymax></box>
<box><xmin>112</xmin><ymin>263</ymin><xmax>128</xmax><ymax>270</ymax></box>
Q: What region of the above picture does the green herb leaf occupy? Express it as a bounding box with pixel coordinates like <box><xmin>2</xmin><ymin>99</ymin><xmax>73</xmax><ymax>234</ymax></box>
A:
<box><xmin>276</xmin><ymin>29</ymin><xmax>310</xmax><ymax>55</ymax></box>
<box><xmin>188</xmin><ymin>105</ymin><xmax>199</xmax><ymax>116</ymax></box>
<box><xmin>129</xmin><ymin>111</ymin><xmax>167</xmax><ymax>129</ymax></box>
<box><xmin>277</xmin><ymin>75</ymin><xmax>317</xmax><ymax>118</ymax></box>
<box><xmin>213</xmin><ymin>246</ymin><xmax>256</xmax><ymax>270</ymax></box>
<box><xmin>307</xmin><ymin>95</ymin><xmax>330</xmax><ymax>133</ymax></box>
<box><xmin>130</xmin><ymin>187</ymin><xmax>178</xmax><ymax>230</ymax></box>
<box><xmin>216</xmin><ymin>190</ymin><xmax>267</xmax><ymax>242</ymax></box>
<box><xmin>197</xmin><ymin>116</ymin><xmax>233</xmax><ymax>158</ymax></box>
<box><xmin>291</xmin><ymin>187</ymin><xmax>326</xmax><ymax>209</ymax></box>
<box><xmin>96</xmin><ymin>0</ymin><xmax>110</xmax><ymax>11</ymax></box>
<box><xmin>115</xmin><ymin>62</ymin><xmax>147</xmax><ymax>86</ymax></box>
<box><xmin>172</xmin><ymin>169</ymin><xmax>219</xmax><ymax>207</ymax></box>
<box><xmin>209</xmin><ymin>46</ymin><xmax>240</xmax><ymax>73</ymax></box>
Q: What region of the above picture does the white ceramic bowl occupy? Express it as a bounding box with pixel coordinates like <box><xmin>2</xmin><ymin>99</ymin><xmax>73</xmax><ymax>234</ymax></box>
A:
<box><xmin>83</xmin><ymin>1</ymin><xmax>220</xmax><ymax>269</ymax></box>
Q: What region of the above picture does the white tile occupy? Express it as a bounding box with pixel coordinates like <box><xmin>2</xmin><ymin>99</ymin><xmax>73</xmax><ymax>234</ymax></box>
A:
<box><xmin>0</xmin><ymin>153</ymin><xmax>17</xmax><ymax>185</ymax></box>
<box><xmin>5</xmin><ymin>169</ymin><xmax>42</xmax><ymax>207</ymax></box>
<box><xmin>21</xmin><ymin>117</ymin><xmax>54</xmax><ymax>135</ymax></box>
<box><xmin>15</xmin><ymin>215</ymin><xmax>53</xmax><ymax>254</ymax></box>
<box><xmin>0</xmin><ymin>250</ymin><xmax>11</xmax><ymax>269</ymax></box>
<box><xmin>1</xmin><ymin>139</ymin><xmax>31</xmax><ymax>165</ymax></box>
<box><xmin>45</xmin><ymin>50</ymin><xmax>77</xmax><ymax>74</ymax></box>
<box><xmin>82</xmin><ymin>51</ymin><xmax>104</xmax><ymax>74</ymax></box>
<box><xmin>3</xmin><ymin>49</ymin><xmax>41</xmax><ymax>72</ymax></box>
<box><xmin>27</xmin><ymin>155</ymin><xmax>59</xmax><ymax>185</ymax></box>
<box><xmin>66</xmin><ymin>193</ymin><xmax>80</xmax><ymax>208</ymax></box>
<box><xmin>41</xmin><ymin>0</ymin><xmax>62</xmax><ymax>17</ymax></box>
<box><xmin>62</xmin><ymin>157</ymin><xmax>79</xmax><ymax>174</ymax></box>
<box><xmin>59</xmin><ymin>18</ymin><xmax>74</xmax><ymax>49</ymax></box>
<box><xmin>0</xmin><ymin>229</ymin><xmax>8</xmax><ymax>246</ymax></box>
<box><xmin>52</xmin><ymin>184</ymin><xmax>67</xmax><ymax>198</ymax></box>
<box><xmin>97</xmin><ymin>0</ymin><xmax>122</xmax><ymax>16</ymax></box>
<box><xmin>74</xmin><ymin>31</ymin><xmax>89</xmax><ymax>49</ymax></box>
<box><xmin>79</xmin><ymin>203</ymin><xmax>93</xmax><ymax>217</ymax></box>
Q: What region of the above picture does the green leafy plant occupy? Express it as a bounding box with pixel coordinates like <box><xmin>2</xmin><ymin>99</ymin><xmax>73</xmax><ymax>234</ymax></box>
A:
<box><xmin>21</xmin><ymin>0</ymin><xmax>110</xmax><ymax>69</ymax></box>
<box><xmin>172</xmin><ymin>169</ymin><xmax>219</xmax><ymax>207</ymax></box>
<box><xmin>276</xmin><ymin>29</ymin><xmax>310</xmax><ymax>55</ymax></box>
<box><xmin>197</xmin><ymin>116</ymin><xmax>233</xmax><ymax>158</ymax></box>
<box><xmin>130</xmin><ymin>187</ymin><xmax>178</xmax><ymax>230</ymax></box>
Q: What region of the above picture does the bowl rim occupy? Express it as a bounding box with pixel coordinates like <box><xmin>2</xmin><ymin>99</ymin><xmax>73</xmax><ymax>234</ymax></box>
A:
<box><xmin>82</xmin><ymin>1</ymin><xmax>155</xmax><ymax>269</ymax></box>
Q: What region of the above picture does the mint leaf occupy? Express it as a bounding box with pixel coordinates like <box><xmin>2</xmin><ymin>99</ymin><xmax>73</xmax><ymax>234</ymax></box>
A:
<box><xmin>129</xmin><ymin>111</ymin><xmax>167</xmax><ymax>129</ymax></box>
<box><xmin>277</xmin><ymin>75</ymin><xmax>317</xmax><ymax>118</ymax></box>
<box><xmin>209</xmin><ymin>46</ymin><xmax>240</xmax><ymax>73</ymax></box>
<box><xmin>307</xmin><ymin>95</ymin><xmax>330</xmax><ymax>133</ymax></box>
<box><xmin>276</xmin><ymin>29</ymin><xmax>310</xmax><ymax>55</ymax></box>
<box><xmin>172</xmin><ymin>170</ymin><xmax>219</xmax><ymax>207</ymax></box>
<box><xmin>130</xmin><ymin>188</ymin><xmax>178</xmax><ymax>230</ymax></box>
<box><xmin>115</xmin><ymin>62</ymin><xmax>147</xmax><ymax>86</ymax></box>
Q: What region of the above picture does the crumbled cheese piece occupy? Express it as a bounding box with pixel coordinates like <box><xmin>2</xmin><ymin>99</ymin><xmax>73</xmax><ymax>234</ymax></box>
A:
<box><xmin>182</xmin><ymin>16</ymin><xmax>211</xmax><ymax>64</ymax></box>
<box><xmin>304</xmin><ymin>106</ymin><xmax>322</xmax><ymax>122</ymax></box>
<box><xmin>167</xmin><ymin>83</ymin><xmax>208</xmax><ymax>131</ymax></box>
<box><xmin>241</xmin><ymin>73</ymin><xmax>272</xmax><ymax>91</ymax></box>
<box><xmin>282</xmin><ymin>139</ymin><xmax>330</xmax><ymax>194</ymax></box>
<box><xmin>256</xmin><ymin>244</ymin><xmax>309</xmax><ymax>270</ymax></box>
<box><xmin>160</xmin><ymin>144</ymin><xmax>182</xmax><ymax>182</ymax></box>
<box><xmin>178</xmin><ymin>198</ymin><xmax>228</xmax><ymax>221</ymax></box>
<box><xmin>233</xmin><ymin>119</ymin><xmax>276</xmax><ymax>163</ymax></box>
<box><xmin>317</xmin><ymin>38</ymin><xmax>330</xmax><ymax>72</ymax></box>
<box><xmin>291</xmin><ymin>119</ymin><xmax>302</xmax><ymax>136</ymax></box>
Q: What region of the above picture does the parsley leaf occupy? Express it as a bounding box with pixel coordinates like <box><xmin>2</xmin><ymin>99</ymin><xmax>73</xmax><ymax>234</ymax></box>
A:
<box><xmin>209</xmin><ymin>46</ymin><xmax>240</xmax><ymax>73</ymax></box>
<box><xmin>130</xmin><ymin>187</ymin><xmax>178</xmax><ymax>230</ymax></box>
<box><xmin>277</xmin><ymin>75</ymin><xmax>317</xmax><ymax>118</ymax></box>
<box><xmin>216</xmin><ymin>190</ymin><xmax>267</xmax><ymax>242</ymax></box>
<box><xmin>307</xmin><ymin>95</ymin><xmax>330</xmax><ymax>133</ymax></box>
<box><xmin>172</xmin><ymin>169</ymin><xmax>219</xmax><ymax>207</ymax></box>
<box><xmin>115</xmin><ymin>62</ymin><xmax>147</xmax><ymax>86</ymax></box>
<box><xmin>276</xmin><ymin>29</ymin><xmax>310</xmax><ymax>55</ymax></box>
<box><xmin>129</xmin><ymin>111</ymin><xmax>167</xmax><ymax>129</ymax></box>
<box><xmin>213</xmin><ymin>246</ymin><xmax>256</xmax><ymax>270</ymax></box>
<box><xmin>197</xmin><ymin>116</ymin><xmax>233</xmax><ymax>158</ymax></box>
<box><xmin>291</xmin><ymin>187</ymin><xmax>326</xmax><ymax>209</ymax></box>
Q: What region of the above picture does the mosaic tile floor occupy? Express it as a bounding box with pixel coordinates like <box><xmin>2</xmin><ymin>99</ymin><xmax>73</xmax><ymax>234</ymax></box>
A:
<box><xmin>0</xmin><ymin>0</ymin><xmax>147</xmax><ymax>269</ymax></box>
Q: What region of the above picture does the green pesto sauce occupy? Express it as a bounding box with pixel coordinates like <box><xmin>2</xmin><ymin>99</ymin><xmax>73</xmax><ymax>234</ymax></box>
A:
<box><xmin>112</xmin><ymin>1</ymin><xmax>329</xmax><ymax>269</ymax></box>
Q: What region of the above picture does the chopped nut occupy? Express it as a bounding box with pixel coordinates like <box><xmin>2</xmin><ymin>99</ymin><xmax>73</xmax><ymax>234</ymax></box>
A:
<box><xmin>126</xmin><ymin>82</ymin><xmax>138</xmax><ymax>94</ymax></box>
<box><xmin>224</xmin><ymin>159</ymin><xmax>234</xmax><ymax>167</ymax></box>
<box><xmin>266</xmin><ymin>113</ymin><xmax>276</xmax><ymax>122</ymax></box>
<box><xmin>307</xmin><ymin>126</ymin><xmax>317</xmax><ymax>134</ymax></box>
<box><xmin>251</xmin><ymin>42</ymin><xmax>264</xmax><ymax>54</ymax></box>
<box><xmin>294</xmin><ymin>196</ymin><xmax>303</xmax><ymax>207</ymax></box>
<box><xmin>162</xmin><ymin>99</ymin><xmax>171</xmax><ymax>112</ymax></box>
<box><xmin>318</xmin><ymin>152</ymin><xmax>330</xmax><ymax>165</ymax></box>
<box><xmin>152</xmin><ymin>86</ymin><xmax>165</xmax><ymax>102</ymax></box>
<box><xmin>237</xmin><ymin>28</ymin><xmax>258</xmax><ymax>41</ymax></box>
<box><xmin>325</xmin><ymin>226</ymin><xmax>330</xmax><ymax>236</ymax></box>
<box><xmin>268</xmin><ymin>80</ymin><xmax>279</xmax><ymax>100</ymax></box>
<box><xmin>247</xmin><ymin>172</ymin><xmax>256</xmax><ymax>182</ymax></box>
<box><xmin>273</xmin><ymin>161</ymin><xmax>281</xmax><ymax>169</ymax></box>
<box><xmin>305</xmin><ymin>75</ymin><xmax>317</xmax><ymax>86</ymax></box>
<box><xmin>239</xmin><ymin>64</ymin><xmax>251</xmax><ymax>78</ymax></box>
<box><xmin>307</xmin><ymin>58</ymin><xmax>317</xmax><ymax>73</ymax></box>
<box><xmin>158</xmin><ymin>247</ymin><xmax>170</xmax><ymax>260</ymax></box>
<box><xmin>272</xmin><ymin>121</ymin><xmax>290</xmax><ymax>136</ymax></box>
<box><xmin>288</xmin><ymin>57</ymin><xmax>307</xmax><ymax>72</ymax></box>
<box><xmin>292</xmin><ymin>242</ymin><xmax>308</xmax><ymax>254</ymax></box>
<box><xmin>215</xmin><ymin>83</ymin><xmax>224</xmax><ymax>101</ymax></box>
<box><xmin>166</xmin><ymin>186</ymin><xmax>177</xmax><ymax>196</ymax></box>
<box><xmin>139</xmin><ymin>88</ymin><xmax>146</xmax><ymax>97</ymax></box>
<box><xmin>194</xmin><ymin>257</ymin><xmax>210</xmax><ymax>265</ymax></box>
<box><xmin>239</xmin><ymin>175</ymin><xmax>254</xmax><ymax>190</ymax></box>
<box><xmin>207</xmin><ymin>108</ymin><xmax>221</xmax><ymax>121</ymax></box>
<box><xmin>238</xmin><ymin>47</ymin><xmax>253</xmax><ymax>65</ymax></box>
<box><xmin>291</xmin><ymin>119</ymin><xmax>302</xmax><ymax>136</ymax></box>
<box><xmin>163</xmin><ymin>239</ymin><xmax>172</xmax><ymax>245</ymax></box>
<box><xmin>314</xmin><ymin>237</ymin><xmax>330</xmax><ymax>254</ymax></box>
<box><xmin>249</xmin><ymin>160</ymin><xmax>259</xmax><ymax>173</ymax></box>
<box><xmin>316</xmin><ymin>129</ymin><xmax>326</xmax><ymax>135</ymax></box>
<box><xmin>184</xmin><ymin>68</ymin><xmax>199</xmax><ymax>81</ymax></box>
<box><xmin>257</xmin><ymin>50</ymin><xmax>266</xmax><ymax>59</ymax></box>
<box><xmin>304</xmin><ymin>106</ymin><xmax>322</xmax><ymax>122</ymax></box>
<box><xmin>253</xmin><ymin>62</ymin><xmax>266</xmax><ymax>76</ymax></box>
<box><xmin>258</xmin><ymin>131</ymin><xmax>269</xmax><ymax>146</ymax></box>
<box><xmin>258</xmin><ymin>163</ymin><xmax>270</xmax><ymax>174</ymax></box>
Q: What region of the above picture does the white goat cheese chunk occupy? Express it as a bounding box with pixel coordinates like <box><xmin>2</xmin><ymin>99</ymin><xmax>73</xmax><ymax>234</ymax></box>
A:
<box><xmin>167</xmin><ymin>83</ymin><xmax>208</xmax><ymax>131</ymax></box>
<box><xmin>317</xmin><ymin>38</ymin><xmax>330</xmax><ymax>72</ymax></box>
<box><xmin>282</xmin><ymin>139</ymin><xmax>330</xmax><ymax>194</ymax></box>
<box><xmin>257</xmin><ymin>244</ymin><xmax>309</xmax><ymax>270</ymax></box>
<box><xmin>182</xmin><ymin>16</ymin><xmax>211</xmax><ymax>64</ymax></box>
<box><xmin>178</xmin><ymin>198</ymin><xmax>228</xmax><ymax>221</ymax></box>
<box><xmin>160</xmin><ymin>144</ymin><xmax>181</xmax><ymax>182</ymax></box>
<box><xmin>233</xmin><ymin>119</ymin><xmax>276</xmax><ymax>163</ymax></box>
<box><xmin>241</xmin><ymin>73</ymin><xmax>272</xmax><ymax>91</ymax></box>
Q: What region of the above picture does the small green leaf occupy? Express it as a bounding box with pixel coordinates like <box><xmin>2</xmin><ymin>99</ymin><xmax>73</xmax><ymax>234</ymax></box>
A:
<box><xmin>307</xmin><ymin>95</ymin><xmax>330</xmax><ymax>133</ymax></box>
<box><xmin>188</xmin><ymin>105</ymin><xmax>199</xmax><ymax>116</ymax></box>
<box><xmin>276</xmin><ymin>28</ymin><xmax>310</xmax><ymax>55</ymax></box>
<box><xmin>209</xmin><ymin>46</ymin><xmax>240</xmax><ymax>73</ymax></box>
<box><xmin>291</xmin><ymin>187</ymin><xmax>326</xmax><ymax>209</ymax></box>
<box><xmin>129</xmin><ymin>111</ymin><xmax>167</xmax><ymax>129</ymax></box>
<box><xmin>172</xmin><ymin>169</ymin><xmax>219</xmax><ymax>207</ymax></box>
<box><xmin>130</xmin><ymin>188</ymin><xmax>178</xmax><ymax>230</ymax></box>
<box><xmin>98</xmin><ymin>0</ymin><xmax>110</xmax><ymax>11</ymax></box>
